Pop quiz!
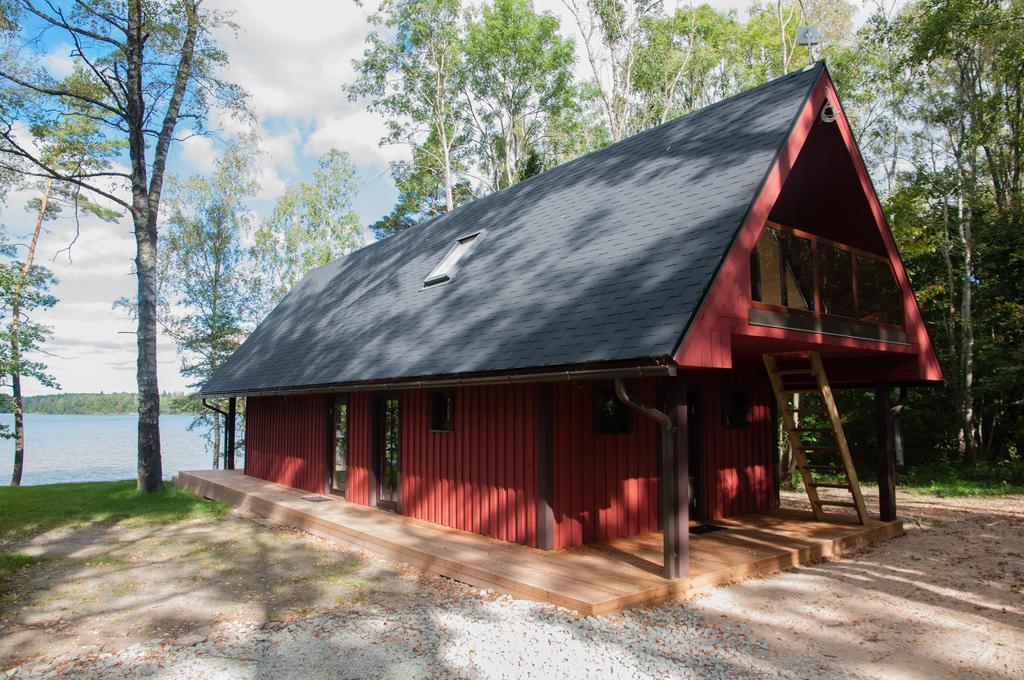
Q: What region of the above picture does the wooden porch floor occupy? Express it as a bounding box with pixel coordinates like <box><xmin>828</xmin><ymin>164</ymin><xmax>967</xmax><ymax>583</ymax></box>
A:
<box><xmin>174</xmin><ymin>470</ymin><xmax>903</xmax><ymax>616</ymax></box>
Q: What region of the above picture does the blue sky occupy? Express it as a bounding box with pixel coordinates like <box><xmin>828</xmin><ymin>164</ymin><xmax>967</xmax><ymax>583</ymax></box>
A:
<box><xmin>3</xmin><ymin>0</ymin><xmax>839</xmax><ymax>395</ymax></box>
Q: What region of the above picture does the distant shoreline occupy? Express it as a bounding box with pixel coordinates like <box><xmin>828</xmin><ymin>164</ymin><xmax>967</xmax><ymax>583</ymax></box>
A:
<box><xmin>0</xmin><ymin>392</ymin><xmax>201</xmax><ymax>416</ymax></box>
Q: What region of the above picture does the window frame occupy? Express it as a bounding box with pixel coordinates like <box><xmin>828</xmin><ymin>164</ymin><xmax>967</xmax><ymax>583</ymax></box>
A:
<box><xmin>750</xmin><ymin>221</ymin><xmax>905</xmax><ymax>331</ymax></box>
<box><xmin>329</xmin><ymin>394</ymin><xmax>349</xmax><ymax>496</ymax></box>
<box><xmin>428</xmin><ymin>389</ymin><xmax>455</xmax><ymax>433</ymax></box>
<box><xmin>593</xmin><ymin>385</ymin><xmax>633</xmax><ymax>435</ymax></box>
<box><xmin>721</xmin><ymin>387</ymin><xmax>750</xmax><ymax>429</ymax></box>
<box><xmin>422</xmin><ymin>230</ymin><xmax>486</xmax><ymax>288</ymax></box>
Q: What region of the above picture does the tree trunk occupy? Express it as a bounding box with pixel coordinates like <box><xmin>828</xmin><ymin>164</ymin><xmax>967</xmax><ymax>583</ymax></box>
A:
<box><xmin>9</xmin><ymin>178</ymin><xmax>51</xmax><ymax>486</ymax></box>
<box><xmin>212</xmin><ymin>411</ymin><xmax>221</xmax><ymax>470</ymax></box>
<box><xmin>958</xmin><ymin>182</ymin><xmax>978</xmax><ymax>463</ymax></box>
<box><xmin>135</xmin><ymin>207</ymin><xmax>164</xmax><ymax>492</ymax></box>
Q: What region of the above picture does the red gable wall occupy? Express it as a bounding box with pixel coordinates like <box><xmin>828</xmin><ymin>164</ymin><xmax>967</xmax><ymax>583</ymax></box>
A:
<box><xmin>674</xmin><ymin>67</ymin><xmax>942</xmax><ymax>384</ymax></box>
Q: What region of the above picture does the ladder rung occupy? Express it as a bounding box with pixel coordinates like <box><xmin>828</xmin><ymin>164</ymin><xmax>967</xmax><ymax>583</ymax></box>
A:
<box><xmin>801</xmin><ymin>444</ymin><xmax>838</xmax><ymax>450</ymax></box>
<box><xmin>815</xmin><ymin>500</ymin><xmax>858</xmax><ymax>508</ymax></box>
<box><xmin>802</xmin><ymin>465</ymin><xmax>847</xmax><ymax>472</ymax></box>
<box><xmin>808</xmin><ymin>482</ymin><xmax>850</xmax><ymax>489</ymax></box>
<box><xmin>782</xmin><ymin>389</ymin><xmax>820</xmax><ymax>395</ymax></box>
<box><xmin>775</xmin><ymin>369</ymin><xmax>815</xmax><ymax>376</ymax></box>
<box><xmin>793</xmin><ymin>427</ymin><xmax>833</xmax><ymax>433</ymax></box>
<box><xmin>785</xmin><ymin>407</ymin><xmax>828</xmax><ymax>414</ymax></box>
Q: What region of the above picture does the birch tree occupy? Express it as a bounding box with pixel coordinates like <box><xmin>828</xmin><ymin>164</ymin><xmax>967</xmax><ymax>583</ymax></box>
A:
<box><xmin>351</xmin><ymin>0</ymin><xmax>466</xmax><ymax>216</ymax></box>
<box><xmin>0</xmin><ymin>0</ymin><xmax>247</xmax><ymax>492</ymax></box>
<box><xmin>160</xmin><ymin>137</ymin><xmax>260</xmax><ymax>469</ymax></box>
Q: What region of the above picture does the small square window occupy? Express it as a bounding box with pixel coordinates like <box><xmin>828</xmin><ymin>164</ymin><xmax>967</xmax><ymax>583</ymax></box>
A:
<box><xmin>723</xmin><ymin>388</ymin><xmax>750</xmax><ymax>429</ymax></box>
<box><xmin>429</xmin><ymin>391</ymin><xmax>454</xmax><ymax>432</ymax></box>
<box><xmin>594</xmin><ymin>387</ymin><xmax>632</xmax><ymax>434</ymax></box>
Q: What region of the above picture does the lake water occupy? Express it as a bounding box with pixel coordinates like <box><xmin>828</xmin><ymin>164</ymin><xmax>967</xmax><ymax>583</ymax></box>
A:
<box><xmin>0</xmin><ymin>414</ymin><xmax>215</xmax><ymax>486</ymax></box>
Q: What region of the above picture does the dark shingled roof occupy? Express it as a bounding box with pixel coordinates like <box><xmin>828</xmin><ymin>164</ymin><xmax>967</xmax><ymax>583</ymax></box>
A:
<box><xmin>202</xmin><ymin>64</ymin><xmax>824</xmax><ymax>395</ymax></box>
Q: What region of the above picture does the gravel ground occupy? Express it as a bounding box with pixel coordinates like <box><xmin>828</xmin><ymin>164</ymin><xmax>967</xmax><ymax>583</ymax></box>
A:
<box><xmin>2</xmin><ymin>490</ymin><xmax>1021</xmax><ymax>679</ymax></box>
<box><xmin>2</xmin><ymin>595</ymin><xmax>839</xmax><ymax>680</ymax></box>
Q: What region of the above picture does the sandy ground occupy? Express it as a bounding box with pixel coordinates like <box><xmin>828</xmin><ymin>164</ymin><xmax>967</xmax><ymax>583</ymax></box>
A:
<box><xmin>1</xmin><ymin>490</ymin><xmax>1021</xmax><ymax>678</ymax></box>
<box><xmin>691</xmin><ymin>490</ymin><xmax>1024</xmax><ymax>679</ymax></box>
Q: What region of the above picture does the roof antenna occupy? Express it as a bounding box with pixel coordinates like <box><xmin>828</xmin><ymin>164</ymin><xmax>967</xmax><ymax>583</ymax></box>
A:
<box><xmin>796</xmin><ymin>25</ymin><xmax>820</xmax><ymax>66</ymax></box>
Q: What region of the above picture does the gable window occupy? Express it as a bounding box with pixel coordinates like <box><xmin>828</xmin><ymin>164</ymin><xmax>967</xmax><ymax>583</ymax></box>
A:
<box><xmin>423</xmin><ymin>231</ymin><xmax>483</xmax><ymax>287</ymax></box>
<box><xmin>429</xmin><ymin>390</ymin><xmax>455</xmax><ymax>432</ymax></box>
<box><xmin>594</xmin><ymin>386</ymin><xmax>632</xmax><ymax>434</ymax></box>
<box><xmin>751</xmin><ymin>223</ymin><xmax>904</xmax><ymax>332</ymax></box>
<box><xmin>722</xmin><ymin>388</ymin><xmax>750</xmax><ymax>429</ymax></box>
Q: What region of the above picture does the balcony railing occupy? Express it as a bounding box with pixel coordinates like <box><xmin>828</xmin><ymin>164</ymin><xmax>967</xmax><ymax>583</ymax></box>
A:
<box><xmin>750</xmin><ymin>222</ymin><xmax>904</xmax><ymax>338</ymax></box>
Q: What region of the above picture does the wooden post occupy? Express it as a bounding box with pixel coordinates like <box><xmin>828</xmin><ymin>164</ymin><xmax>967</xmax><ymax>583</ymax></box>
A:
<box><xmin>535</xmin><ymin>384</ymin><xmax>555</xmax><ymax>550</ymax></box>
<box><xmin>225</xmin><ymin>397</ymin><xmax>236</xmax><ymax>471</ymax></box>
<box><xmin>664</xmin><ymin>377</ymin><xmax>690</xmax><ymax>579</ymax></box>
<box><xmin>875</xmin><ymin>382</ymin><xmax>896</xmax><ymax>521</ymax></box>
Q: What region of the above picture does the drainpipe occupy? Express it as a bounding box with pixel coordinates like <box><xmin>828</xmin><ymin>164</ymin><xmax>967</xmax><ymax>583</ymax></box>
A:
<box><xmin>614</xmin><ymin>379</ymin><xmax>682</xmax><ymax>580</ymax></box>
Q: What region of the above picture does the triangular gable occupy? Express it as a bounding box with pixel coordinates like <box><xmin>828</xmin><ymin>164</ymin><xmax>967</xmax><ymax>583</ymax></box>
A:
<box><xmin>674</xmin><ymin>65</ymin><xmax>942</xmax><ymax>383</ymax></box>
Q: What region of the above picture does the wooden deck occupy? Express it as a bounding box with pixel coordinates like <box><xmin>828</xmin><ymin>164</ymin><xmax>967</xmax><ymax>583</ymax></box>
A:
<box><xmin>174</xmin><ymin>470</ymin><xmax>903</xmax><ymax>616</ymax></box>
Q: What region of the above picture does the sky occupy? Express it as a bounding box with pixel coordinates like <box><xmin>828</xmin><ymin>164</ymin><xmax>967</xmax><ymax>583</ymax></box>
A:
<box><xmin>1</xmin><ymin>0</ymin><xmax>868</xmax><ymax>397</ymax></box>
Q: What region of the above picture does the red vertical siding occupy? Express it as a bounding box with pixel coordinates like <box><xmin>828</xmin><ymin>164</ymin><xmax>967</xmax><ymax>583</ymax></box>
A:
<box><xmin>688</xmin><ymin>364</ymin><xmax>776</xmax><ymax>520</ymax></box>
<box><xmin>245</xmin><ymin>394</ymin><xmax>328</xmax><ymax>494</ymax></box>
<box><xmin>244</xmin><ymin>368</ymin><xmax>775</xmax><ymax>549</ymax></box>
<box><xmin>551</xmin><ymin>380</ymin><xmax>661</xmax><ymax>549</ymax></box>
<box><xmin>400</xmin><ymin>384</ymin><xmax>539</xmax><ymax>546</ymax></box>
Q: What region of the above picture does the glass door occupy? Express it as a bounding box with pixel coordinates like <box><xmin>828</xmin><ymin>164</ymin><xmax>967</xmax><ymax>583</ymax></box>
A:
<box><xmin>377</xmin><ymin>397</ymin><xmax>401</xmax><ymax>510</ymax></box>
<box><xmin>330</xmin><ymin>395</ymin><xmax>348</xmax><ymax>496</ymax></box>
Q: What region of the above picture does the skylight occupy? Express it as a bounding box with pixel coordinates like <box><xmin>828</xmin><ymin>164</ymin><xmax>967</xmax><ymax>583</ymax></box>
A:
<box><xmin>423</xmin><ymin>232</ymin><xmax>482</xmax><ymax>287</ymax></box>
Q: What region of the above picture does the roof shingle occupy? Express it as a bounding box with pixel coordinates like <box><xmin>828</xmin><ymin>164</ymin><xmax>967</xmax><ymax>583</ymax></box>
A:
<box><xmin>202</xmin><ymin>64</ymin><xmax>823</xmax><ymax>395</ymax></box>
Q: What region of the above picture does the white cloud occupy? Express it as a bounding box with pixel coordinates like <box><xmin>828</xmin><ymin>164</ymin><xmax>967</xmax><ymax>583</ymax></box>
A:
<box><xmin>42</xmin><ymin>42</ymin><xmax>75</xmax><ymax>79</ymax></box>
<box><xmin>178</xmin><ymin>132</ymin><xmax>218</xmax><ymax>174</ymax></box>
<box><xmin>304</xmin><ymin>110</ymin><xmax>408</xmax><ymax>167</ymax></box>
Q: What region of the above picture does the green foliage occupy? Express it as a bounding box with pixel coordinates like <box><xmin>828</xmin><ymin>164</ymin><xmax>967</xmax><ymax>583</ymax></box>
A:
<box><xmin>253</xmin><ymin>149</ymin><xmax>363</xmax><ymax>303</ymax></box>
<box><xmin>161</xmin><ymin>136</ymin><xmax>263</xmax><ymax>387</ymax></box>
<box><xmin>463</xmin><ymin>0</ymin><xmax>578</xmax><ymax>190</ymax></box>
<box><xmin>0</xmin><ymin>392</ymin><xmax>197</xmax><ymax>415</ymax></box>
<box><xmin>351</xmin><ymin>0</ymin><xmax>468</xmax><ymax>225</ymax></box>
<box><xmin>902</xmin><ymin>459</ymin><xmax>1024</xmax><ymax>497</ymax></box>
<box><xmin>0</xmin><ymin>480</ymin><xmax>228</xmax><ymax>541</ymax></box>
<box><xmin>371</xmin><ymin>136</ymin><xmax>474</xmax><ymax>238</ymax></box>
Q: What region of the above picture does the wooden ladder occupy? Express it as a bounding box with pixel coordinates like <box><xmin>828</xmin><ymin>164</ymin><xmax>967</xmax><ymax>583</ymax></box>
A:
<box><xmin>763</xmin><ymin>351</ymin><xmax>870</xmax><ymax>524</ymax></box>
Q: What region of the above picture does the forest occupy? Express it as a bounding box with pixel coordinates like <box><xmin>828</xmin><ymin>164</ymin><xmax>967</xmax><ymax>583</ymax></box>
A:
<box><xmin>0</xmin><ymin>392</ymin><xmax>196</xmax><ymax>416</ymax></box>
<box><xmin>0</xmin><ymin>0</ymin><xmax>1021</xmax><ymax>490</ymax></box>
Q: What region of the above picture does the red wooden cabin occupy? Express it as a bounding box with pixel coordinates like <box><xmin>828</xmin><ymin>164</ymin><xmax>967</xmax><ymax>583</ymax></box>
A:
<box><xmin>203</xmin><ymin>64</ymin><xmax>940</xmax><ymax>580</ymax></box>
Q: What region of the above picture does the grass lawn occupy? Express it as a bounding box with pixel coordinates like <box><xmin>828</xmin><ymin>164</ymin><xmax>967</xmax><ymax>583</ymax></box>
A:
<box><xmin>0</xmin><ymin>480</ymin><xmax>228</xmax><ymax>542</ymax></box>
<box><xmin>788</xmin><ymin>460</ymin><xmax>1024</xmax><ymax>498</ymax></box>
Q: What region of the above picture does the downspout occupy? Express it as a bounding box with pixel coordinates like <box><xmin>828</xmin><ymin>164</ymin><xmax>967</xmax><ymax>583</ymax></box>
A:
<box><xmin>613</xmin><ymin>379</ymin><xmax>681</xmax><ymax>580</ymax></box>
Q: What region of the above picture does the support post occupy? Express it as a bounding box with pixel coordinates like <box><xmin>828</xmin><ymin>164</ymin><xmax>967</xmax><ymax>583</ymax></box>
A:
<box><xmin>875</xmin><ymin>382</ymin><xmax>896</xmax><ymax>521</ymax></box>
<box><xmin>665</xmin><ymin>378</ymin><xmax>690</xmax><ymax>579</ymax></box>
<box><xmin>535</xmin><ymin>384</ymin><xmax>555</xmax><ymax>550</ymax></box>
<box><xmin>225</xmin><ymin>397</ymin><xmax>236</xmax><ymax>470</ymax></box>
